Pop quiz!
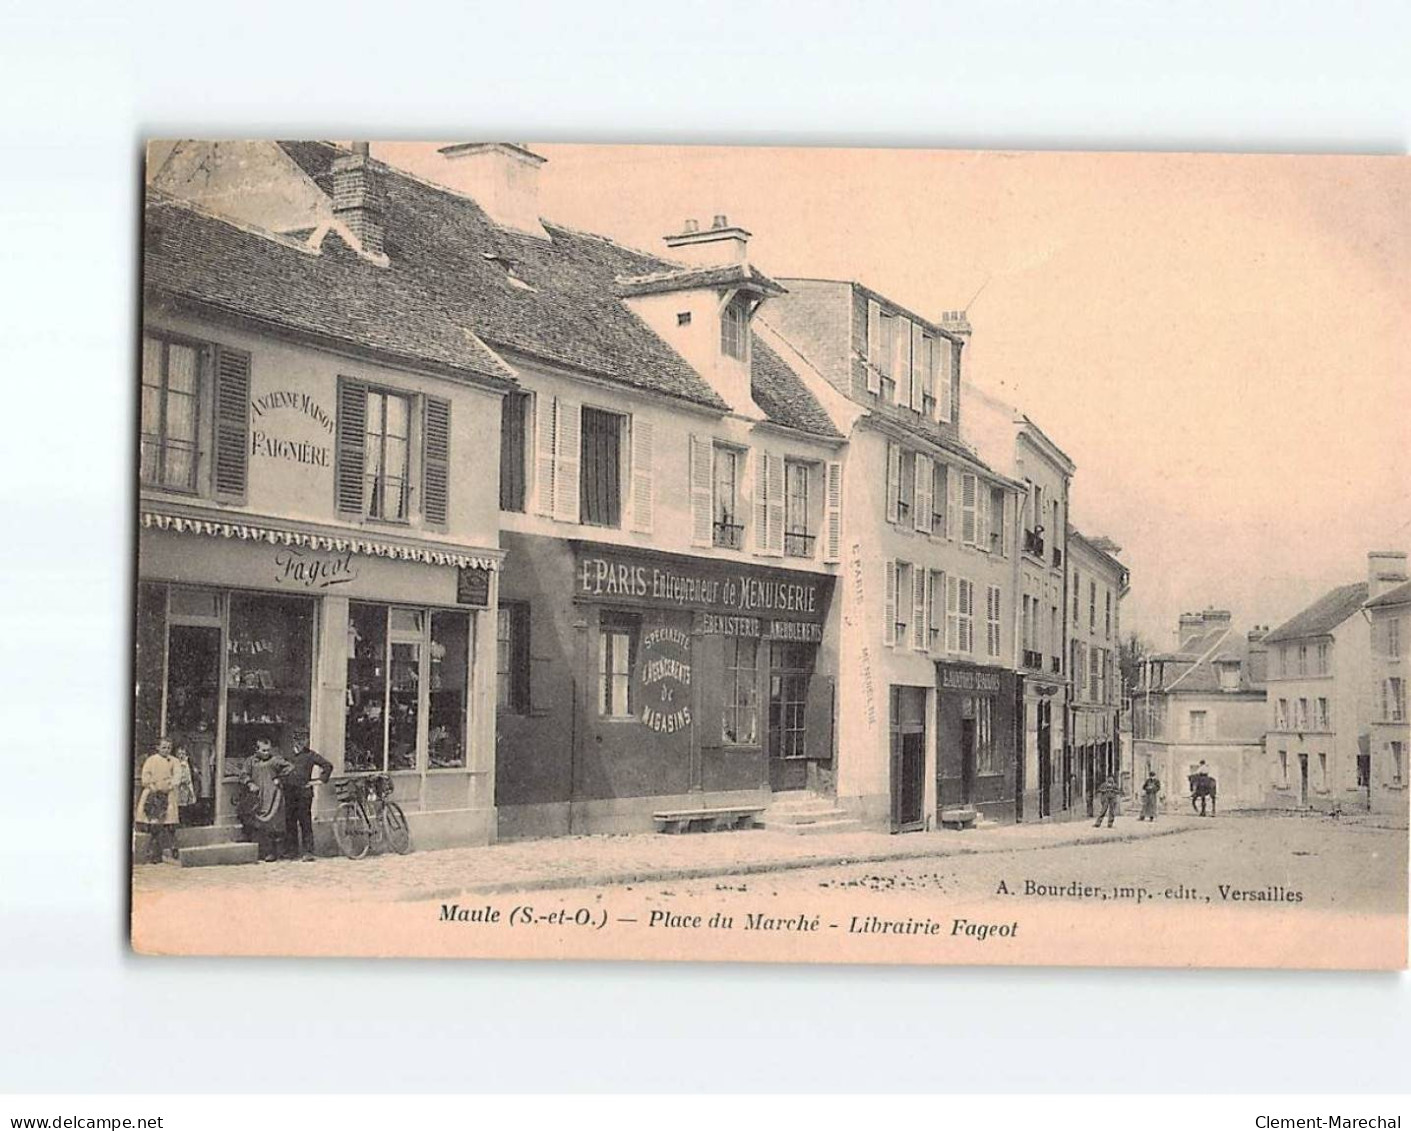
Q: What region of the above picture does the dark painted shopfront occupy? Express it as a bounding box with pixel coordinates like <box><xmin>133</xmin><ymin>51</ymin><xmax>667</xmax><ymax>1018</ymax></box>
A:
<box><xmin>495</xmin><ymin>533</ymin><xmax>836</xmax><ymax>838</ymax></box>
<box><xmin>935</xmin><ymin>661</ymin><xmax>1021</xmax><ymax>826</ymax></box>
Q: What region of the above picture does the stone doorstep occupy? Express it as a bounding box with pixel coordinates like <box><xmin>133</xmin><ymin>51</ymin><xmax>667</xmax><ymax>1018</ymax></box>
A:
<box><xmin>180</xmin><ymin>841</ymin><xmax>260</xmax><ymax>868</ymax></box>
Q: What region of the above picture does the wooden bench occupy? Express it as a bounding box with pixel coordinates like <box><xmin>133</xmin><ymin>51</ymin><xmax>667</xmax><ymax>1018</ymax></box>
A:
<box><xmin>653</xmin><ymin>806</ymin><xmax>766</xmax><ymax>834</ymax></box>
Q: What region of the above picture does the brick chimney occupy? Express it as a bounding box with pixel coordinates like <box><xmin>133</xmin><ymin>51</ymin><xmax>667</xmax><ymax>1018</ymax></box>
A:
<box><xmin>331</xmin><ymin>143</ymin><xmax>386</xmax><ymax>261</ymax></box>
<box><xmin>1245</xmin><ymin>626</ymin><xmax>1268</xmax><ymax>684</ymax></box>
<box><xmin>940</xmin><ymin>310</ymin><xmax>973</xmax><ymax>341</ymax></box>
<box><xmin>663</xmin><ymin>214</ymin><xmax>751</xmax><ymax>268</ymax></box>
<box><xmin>1201</xmin><ymin>608</ymin><xmax>1233</xmax><ymax>629</ymax></box>
<box><xmin>1178</xmin><ymin>612</ymin><xmax>1203</xmax><ymax>639</ymax></box>
<box><xmin>1367</xmin><ymin>550</ymin><xmax>1408</xmax><ymax>601</ymax></box>
<box><xmin>437</xmin><ymin>143</ymin><xmax>549</xmax><ymax>239</ymax></box>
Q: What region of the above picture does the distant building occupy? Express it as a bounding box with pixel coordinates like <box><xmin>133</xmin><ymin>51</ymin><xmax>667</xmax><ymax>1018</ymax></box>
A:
<box><xmin>1132</xmin><ymin>610</ymin><xmax>1268</xmax><ymax>810</ymax></box>
<box><xmin>1263</xmin><ymin>552</ymin><xmax>1407</xmax><ymax>811</ymax></box>
<box><xmin>1067</xmin><ymin>529</ymin><xmax>1129</xmax><ymax>815</ymax></box>
<box><xmin>1364</xmin><ymin>558</ymin><xmax>1409</xmax><ymax>817</ymax></box>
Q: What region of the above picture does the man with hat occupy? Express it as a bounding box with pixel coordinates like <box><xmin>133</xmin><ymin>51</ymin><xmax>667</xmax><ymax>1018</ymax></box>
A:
<box><xmin>284</xmin><ymin>727</ymin><xmax>333</xmax><ymax>861</ymax></box>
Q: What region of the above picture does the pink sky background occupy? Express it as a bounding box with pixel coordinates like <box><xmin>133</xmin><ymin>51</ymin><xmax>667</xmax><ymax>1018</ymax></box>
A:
<box><xmin>374</xmin><ymin>143</ymin><xmax>1409</xmax><ymax>648</ymax></box>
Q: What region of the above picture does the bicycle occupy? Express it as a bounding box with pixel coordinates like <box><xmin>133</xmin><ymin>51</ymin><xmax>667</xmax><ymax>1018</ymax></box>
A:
<box><xmin>330</xmin><ymin>773</ymin><xmax>412</xmax><ymax>859</ymax></box>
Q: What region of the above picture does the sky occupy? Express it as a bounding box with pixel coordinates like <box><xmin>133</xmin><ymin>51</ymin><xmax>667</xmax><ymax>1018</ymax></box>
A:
<box><xmin>372</xmin><ymin>142</ymin><xmax>1409</xmax><ymax>648</ymax></box>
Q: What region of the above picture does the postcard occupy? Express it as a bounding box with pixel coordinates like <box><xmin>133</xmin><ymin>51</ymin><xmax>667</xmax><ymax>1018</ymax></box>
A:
<box><xmin>130</xmin><ymin>140</ymin><xmax>1408</xmax><ymax>968</ymax></box>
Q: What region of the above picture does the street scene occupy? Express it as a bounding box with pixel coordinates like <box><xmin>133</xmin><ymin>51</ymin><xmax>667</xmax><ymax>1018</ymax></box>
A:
<box><xmin>131</xmin><ymin>141</ymin><xmax>1409</xmax><ymax>968</ymax></box>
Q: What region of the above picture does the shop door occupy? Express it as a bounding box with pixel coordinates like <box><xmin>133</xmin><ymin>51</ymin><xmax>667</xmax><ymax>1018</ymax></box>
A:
<box><xmin>1298</xmin><ymin>753</ymin><xmax>1309</xmax><ymax>806</ymax></box>
<box><xmin>890</xmin><ymin>687</ymin><xmax>926</xmax><ymax>832</ymax></box>
<box><xmin>165</xmin><ymin>623</ymin><xmax>221</xmax><ymax>826</ymax></box>
<box><xmin>1037</xmin><ymin>701</ymin><xmax>1052</xmax><ymax>818</ymax></box>
<box><xmin>768</xmin><ymin>642</ymin><xmax>812</xmax><ymax>792</ymax></box>
<box><xmin>1062</xmin><ymin>742</ymin><xmax>1073</xmax><ymax>811</ymax></box>
<box><xmin>959</xmin><ymin>715</ymin><xmax>976</xmax><ymax>806</ymax></box>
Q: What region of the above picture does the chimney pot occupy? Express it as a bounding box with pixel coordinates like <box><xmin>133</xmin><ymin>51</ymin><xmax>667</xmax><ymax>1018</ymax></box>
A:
<box><xmin>712</xmin><ymin>213</ymin><xmax>728</xmax><ymax>229</ymax></box>
<box><xmin>683</xmin><ymin>218</ymin><xmax>699</xmax><ymax>233</ymax></box>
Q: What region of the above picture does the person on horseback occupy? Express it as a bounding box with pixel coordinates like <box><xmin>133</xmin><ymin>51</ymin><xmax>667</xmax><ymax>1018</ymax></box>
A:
<box><xmin>1188</xmin><ymin>761</ymin><xmax>1217</xmax><ymax>817</ymax></box>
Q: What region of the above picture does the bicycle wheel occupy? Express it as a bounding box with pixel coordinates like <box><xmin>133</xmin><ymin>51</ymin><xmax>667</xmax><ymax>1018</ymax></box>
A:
<box><xmin>382</xmin><ymin>801</ymin><xmax>412</xmax><ymax>855</ymax></box>
<box><xmin>332</xmin><ymin>802</ymin><xmax>372</xmax><ymax>860</ymax></box>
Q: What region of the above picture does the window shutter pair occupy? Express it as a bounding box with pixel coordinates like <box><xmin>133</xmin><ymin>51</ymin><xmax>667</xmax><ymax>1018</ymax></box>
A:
<box><xmin>894</xmin><ymin>317</ymin><xmax>912</xmax><ymax>407</ymax></box>
<box><xmin>911</xmin><ymin>564</ymin><xmax>926</xmax><ymax>651</ymax></box>
<box><xmin>937</xmin><ymin>339</ymin><xmax>953</xmax><ymax>422</ymax></box>
<box><xmin>883</xmin><ymin>559</ymin><xmax>897</xmax><ymax>648</ymax></box>
<box><xmin>885</xmin><ymin>442</ymin><xmax>901</xmax><ymax>525</ymax></box>
<box><xmin>823</xmin><ymin>462</ymin><xmax>843</xmax><ymax>564</ymax></box>
<box><xmin>212</xmin><ymin>346</ymin><xmax>251</xmax><ymax>503</ymax></box>
<box><xmin>689</xmin><ymin>435</ymin><xmax>713</xmax><ymax>547</ymax></box>
<box><xmin>912</xmin><ymin>454</ymin><xmax>931</xmax><ymax>534</ymax></box>
<box><xmin>865</xmin><ymin>300</ymin><xmax>882</xmax><ymax>393</ymax></box>
<box><xmin>533</xmin><ymin>397</ymin><xmax>581</xmax><ymax>523</ymax></box>
<box><xmin>628</xmin><ymin>417</ymin><xmax>653</xmax><ymax>533</ymax></box>
<box><xmin>909</xmin><ymin>322</ymin><xmax>924</xmax><ymax>412</ymax></box>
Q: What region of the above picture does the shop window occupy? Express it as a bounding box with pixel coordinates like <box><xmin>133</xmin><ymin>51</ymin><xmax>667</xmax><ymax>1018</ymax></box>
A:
<box><xmin>599</xmin><ymin>611</ymin><xmax>640</xmax><ymax>717</ymax></box>
<box><xmin>975</xmin><ymin>697</ymin><xmax>995</xmax><ymax>775</ymax></box>
<box><xmin>347</xmin><ymin>602</ymin><xmax>472</xmax><ymax>772</ymax></box>
<box><xmin>499</xmin><ymin>391</ymin><xmax>530</xmax><ymax>512</ymax></box>
<box><xmin>712</xmin><ymin>444</ymin><xmax>745</xmax><ymax>548</ymax></box>
<box><xmin>723</xmin><ymin>636</ymin><xmax>760</xmax><ymax>745</ymax></box>
<box><xmin>768</xmin><ymin>642</ymin><xmax>811</xmax><ymax>759</ymax></box>
<box><xmin>225</xmin><ymin>593</ymin><xmax>313</xmax><ymax>781</ymax></box>
<box><xmin>496</xmin><ymin>602</ymin><xmax>531</xmax><ymax>714</ymax></box>
<box><xmin>580</xmin><ymin>407</ymin><xmax>624</xmax><ymax>528</ymax></box>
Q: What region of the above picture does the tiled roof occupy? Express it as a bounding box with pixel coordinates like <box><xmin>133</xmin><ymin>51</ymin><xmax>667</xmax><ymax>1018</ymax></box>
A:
<box><xmin>1366</xmin><ymin>579</ymin><xmax>1411</xmax><ymax>609</ymax></box>
<box><xmin>615</xmin><ymin>262</ymin><xmax>784</xmax><ymax>298</ymax></box>
<box><xmin>1155</xmin><ymin>624</ymin><xmax>1265</xmax><ymax>694</ymax></box>
<box><xmin>750</xmin><ymin>335</ymin><xmax>842</xmax><ymax>438</ymax></box>
<box><xmin>1263</xmin><ymin>582</ymin><xmax>1370</xmax><ymax>644</ymax></box>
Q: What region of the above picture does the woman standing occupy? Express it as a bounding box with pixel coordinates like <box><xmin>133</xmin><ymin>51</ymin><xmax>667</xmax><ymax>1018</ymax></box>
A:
<box><xmin>135</xmin><ymin>737</ymin><xmax>182</xmax><ymax>864</ymax></box>
<box><xmin>1139</xmin><ymin>770</ymin><xmax>1163</xmax><ymax>821</ymax></box>
<box><xmin>173</xmin><ymin>740</ymin><xmax>198</xmax><ymax>828</ymax></box>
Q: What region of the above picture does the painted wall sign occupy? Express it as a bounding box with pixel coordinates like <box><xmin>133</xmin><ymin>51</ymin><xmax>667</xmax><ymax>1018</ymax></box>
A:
<box><xmin>250</xmin><ymin>390</ymin><xmax>335</xmax><ymax>468</ymax></box>
<box><xmin>274</xmin><ymin>547</ymin><xmax>358</xmax><ymax>589</ymax></box>
<box><xmin>936</xmin><ymin>663</ymin><xmax>1004</xmax><ymax>694</ymax></box>
<box><xmin>574</xmin><ymin>546</ymin><xmax>832</xmax><ymax>623</ymax></box>
<box><xmin>456</xmin><ymin>565</ymin><xmax>491</xmax><ymax>608</ymax></box>
<box><xmin>633</xmin><ymin>626</ymin><xmax>692</xmax><ymax>735</ymax></box>
<box><xmin>699</xmin><ymin>613</ymin><xmax>823</xmax><ymax>641</ymax></box>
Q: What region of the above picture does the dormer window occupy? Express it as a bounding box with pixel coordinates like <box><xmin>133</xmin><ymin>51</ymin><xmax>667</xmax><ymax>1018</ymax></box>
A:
<box><xmin>1217</xmin><ymin>661</ymin><xmax>1241</xmax><ymax>692</ymax></box>
<box><xmin>721</xmin><ymin>296</ymin><xmax>748</xmax><ymax>360</ymax></box>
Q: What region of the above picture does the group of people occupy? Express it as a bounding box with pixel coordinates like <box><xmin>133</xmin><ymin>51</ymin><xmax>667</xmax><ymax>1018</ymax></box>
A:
<box><xmin>1091</xmin><ymin>762</ymin><xmax>1216</xmax><ymax>828</ymax></box>
<box><xmin>135</xmin><ymin>728</ymin><xmax>332</xmax><ymax>865</ymax></box>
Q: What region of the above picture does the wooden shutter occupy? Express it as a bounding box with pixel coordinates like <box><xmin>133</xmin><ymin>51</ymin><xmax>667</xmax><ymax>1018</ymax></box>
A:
<box><xmin>689</xmin><ymin>435</ymin><xmax>712</xmax><ymax>546</ymax></box>
<box><xmin>767</xmin><ymin>452</ymin><xmax>785</xmax><ymax>556</ymax></box>
<box><xmin>912</xmin><ymin>563</ymin><xmax>927</xmax><ymax>651</ymax></box>
<box><xmin>938</xmin><ymin>339</ymin><xmax>953</xmax><ymax>422</ymax></box>
<box><xmin>914</xmin><ymin>454</ymin><xmax>932</xmax><ymax>533</ymax></box>
<box><xmin>927</xmin><ymin>570</ymin><xmax>943</xmax><ymax>653</ymax></box>
<box><xmin>976</xmin><ymin>479</ymin><xmax>989</xmax><ymax>550</ymax></box>
<box><xmin>866</xmin><ymin>299</ymin><xmax>883</xmax><ymax>387</ymax></box>
<box><xmin>335</xmin><ymin>377</ymin><xmax>367</xmax><ymax>515</ymax></box>
<box><xmin>960</xmin><ymin>579</ymin><xmax>974</xmax><ymax>653</ymax></box>
<box><xmin>534</xmin><ymin>395</ymin><xmax>556</xmax><ymax>516</ymax></box>
<box><xmin>553</xmin><ymin>399</ymin><xmax>580</xmax><ymax>523</ymax></box>
<box><xmin>823</xmin><ymin>461</ymin><xmax>843</xmax><ymax>563</ymax></box>
<box><xmin>883</xmin><ymin>559</ymin><xmax>897</xmax><ymax>647</ymax></box>
<box><xmin>211</xmin><ymin>346</ymin><xmax>250</xmax><ymax>503</ymax></box>
<box><xmin>885</xmin><ymin>441</ymin><xmax>900</xmax><ymax>524</ymax></box>
<box><xmin>947</xmin><ymin>465</ymin><xmax>960</xmax><ymax>540</ymax></box>
<box><xmin>802</xmin><ymin>674</ymin><xmax>835</xmax><ymax>762</ymax></box>
<box><xmin>946</xmin><ymin>574</ymin><xmax>960</xmax><ymax>652</ymax></box>
<box><xmin>628</xmin><ymin>415</ymin><xmax>653</xmax><ymax>533</ymax></box>
<box><xmin>894</xmin><ymin>317</ymin><xmax>912</xmax><ymax>408</ymax></box>
<box><xmin>421</xmin><ymin>395</ymin><xmax>451</xmax><ymax>527</ymax></box>
<box><xmin>910</xmin><ymin>321</ymin><xmax>924</xmax><ymax>412</ymax></box>
<box><xmin>961</xmin><ymin>473</ymin><xmax>978</xmax><ymax>545</ymax></box>
<box><xmin>753</xmin><ymin>449</ymin><xmax>769</xmax><ymax>553</ymax></box>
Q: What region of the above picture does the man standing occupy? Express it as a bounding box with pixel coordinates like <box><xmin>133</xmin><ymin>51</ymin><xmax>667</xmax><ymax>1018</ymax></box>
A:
<box><xmin>1139</xmin><ymin>770</ymin><xmax>1163</xmax><ymax>821</ymax></box>
<box><xmin>284</xmin><ymin>727</ymin><xmax>333</xmax><ymax>861</ymax></box>
<box><xmin>1093</xmin><ymin>773</ymin><xmax>1121</xmax><ymax>828</ymax></box>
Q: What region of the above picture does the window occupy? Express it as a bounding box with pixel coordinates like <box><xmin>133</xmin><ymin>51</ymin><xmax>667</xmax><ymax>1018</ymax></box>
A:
<box><xmin>1388</xmin><ymin>619</ymin><xmax>1402</xmax><ymax>659</ymax></box>
<box><xmin>140</xmin><ymin>334</ymin><xmax>202</xmax><ymax>492</ymax></box>
<box><xmin>1189</xmin><ymin>710</ymin><xmax>1207</xmax><ymax>741</ymax></box>
<box><xmin>721</xmin><ymin>295</ymin><xmax>748</xmax><ymax>361</ymax></box>
<box><xmin>1386</xmin><ymin>678</ymin><xmax>1406</xmax><ymax>723</ymax></box>
<box><xmin>1275</xmin><ymin>698</ymin><xmax>1288</xmax><ymax>729</ymax></box>
<box><xmin>1218</xmin><ymin>662</ymin><xmax>1240</xmax><ymax>692</ymax></box>
<box><xmin>598</xmin><ymin>611</ymin><xmax>640</xmax><ymax>717</ymax></box>
<box><xmin>346</xmin><ymin>603</ymin><xmax>472</xmax><ymax>772</ymax></box>
<box><xmin>878</xmin><ymin>314</ymin><xmax>896</xmax><ymax>400</ymax></box>
<box><xmin>1105</xmin><ymin>591</ymin><xmax>1112</xmax><ymax>639</ymax></box>
<box><xmin>1072</xmin><ymin>640</ymin><xmax>1086</xmax><ymax>692</ymax></box>
<box><xmin>580</xmin><ymin>407</ymin><xmax>623</xmax><ymax>528</ymax></box>
<box><xmin>1072</xmin><ymin>571</ymin><xmax>1080</xmax><ymax>620</ymax></box>
<box><xmin>1316</xmin><ymin>641</ymin><xmax>1329</xmax><ymax>673</ymax></box>
<box><xmin>1298</xmin><ymin>644</ymin><xmax>1308</xmax><ymax>676</ymax></box>
<box><xmin>894</xmin><ymin>562</ymin><xmax>913</xmax><ymax>644</ymax></box>
<box><xmin>1089</xmin><ymin>580</ymin><xmax>1097</xmax><ymax>632</ymax></box>
<box><xmin>784</xmin><ymin>460</ymin><xmax>814</xmax><ymax>557</ymax></box>
<box><xmin>723</xmin><ymin>636</ymin><xmax>759</xmax><ymax>744</ymax></box>
<box><xmin>1318</xmin><ymin>752</ymin><xmax>1328</xmax><ymax>790</ymax></box>
<box><xmin>1392</xmin><ymin>741</ymin><xmax>1405</xmax><ymax>786</ymax></box>
<box><xmin>1279</xmin><ymin>750</ymin><xmax>1289</xmax><ymax>786</ymax></box>
<box><xmin>931</xmin><ymin>462</ymin><xmax>948</xmax><ymax>532</ymax></box>
<box><xmin>1091</xmin><ymin>646</ymin><xmax>1103</xmax><ymax>702</ymax></box>
<box><xmin>499</xmin><ymin>391</ymin><xmax>529</xmax><ymax>512</ymax></box>
<box><xmin>496</xmin><ymin>602</ymin><xmax>530</xmax><ymax>714</ymax></box>
<box><xmin>989</xmin><ymin>486</ymin><xmax>1006</xmax><ymax>555</ymax></box>
<box><xmin>897</xmin><ymin>450</ymin><xmax>915</xmax><ymax>524</ymax></box>
<box><xmin>919</xmin><ymin>334</ymin><xmax>936</xmax><ymax>416</ymax></box>
<box><xmin>1296</xmin><ymin>698</ymin><xmax>1309</xmax><ymax>730</ymax></box>
<box><xmin>927</xmin><ymin>570</ymin><xmax>945</xmax><ymax>651</ymax></box>
<box><xmin>986</xmin><ymin>585</ymin><xmax>1002</xmax><ymax>658</ymax></box>
<box><xmin>364</xmin><ymin>389</ymin><xmax>412</xmax><ymax>520</ymax></box>
<box><xmin>712</xmin><ymin>444</ymin><xmax>745</xmax><ymax>548</ymax></box>
<box><xmin>1315</xmin><ymin>697</ymin><xmax>1329</xmax><ymax>730</ymax></box>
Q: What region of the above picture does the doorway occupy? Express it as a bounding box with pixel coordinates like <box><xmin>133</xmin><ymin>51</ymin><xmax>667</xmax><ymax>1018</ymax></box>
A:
<box><xmin>768</xmin><ymin>642</ymin><xmax>812</xmax><ymax>791</ymax></box>
<box><xmin>1036</xmin><ymin>700</ymin><xmax>1052</xmax><ymax>818</ymax></box>
<box><xmin>165</xmin><ymin>623</ymin><xmax>221</xmax><ymax>826</ymax></box>
<box><xmin>890</xmin><ymin>687</ymin><xmax>926</xmax><ymax>832</ymax></box>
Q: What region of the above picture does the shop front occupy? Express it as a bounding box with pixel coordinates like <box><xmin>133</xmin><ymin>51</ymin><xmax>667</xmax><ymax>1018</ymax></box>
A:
<box><xmin>495</xmin><ymin>533</ymin><xmax>836</xmax><ymax>838</ymax></box>
<box><xmin>135</xmin><ymin>512</ymin><xmax>501</xmax><ymax>851</ymax></box>
<box><xmin>934</xmin><ymin>661</ymin><xmax>1021</xmax><ymax>827</ymax></box>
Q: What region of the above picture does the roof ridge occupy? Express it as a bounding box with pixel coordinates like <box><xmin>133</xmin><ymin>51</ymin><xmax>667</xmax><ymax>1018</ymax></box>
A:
<box><xmin>146</xmin><ymin>192</ymin><xmax>321</xmax><ymax>256</ymax></box>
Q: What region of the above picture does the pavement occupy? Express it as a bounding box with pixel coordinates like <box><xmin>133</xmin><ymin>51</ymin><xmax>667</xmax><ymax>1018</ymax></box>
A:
<box><xmin>132</xmin><ymin>809</ymin><xmax>1217</xmax><ymax>903</ymax></box>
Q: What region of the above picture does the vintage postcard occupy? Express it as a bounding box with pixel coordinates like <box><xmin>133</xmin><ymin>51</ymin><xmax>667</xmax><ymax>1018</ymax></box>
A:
<box><xmin>130</xmin><ymin>140</ymin><xmax>1408</xmax><ymax>968</ymax></box>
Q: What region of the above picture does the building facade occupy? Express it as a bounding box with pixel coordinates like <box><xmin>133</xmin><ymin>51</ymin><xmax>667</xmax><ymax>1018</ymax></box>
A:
<box><xmin>961</xmin><ymin>382</ymin><xmax>1074</xmax><ymax>822</ymax></box>
<box><xmin>1261</xmin><ymin>552</ymin><xmax>1406</xmax><ymax>812</ymax></box>
<box><xmin>1067</xmin><ymin>529</ymin><xmax>1129</xmax><ymax>813</ymax></box>
<box><xmin>140</xmin><ymin>144</ymin><xmax>512</xmax><ymax>850</ymax></box>
<box><xmin>1364</xmin><ymin>561</ymin><xmax>1409</xmax><ymax>817</ymax></box>
<box><xmin>1131</xmin><ymin>610</ymin><xmax>1268</xmax><ymax>811</ymax></box>
<box><xmin>763</xmin><ymin>283</ymin><xmax>1022</xmax><ymax>831</ymax></box>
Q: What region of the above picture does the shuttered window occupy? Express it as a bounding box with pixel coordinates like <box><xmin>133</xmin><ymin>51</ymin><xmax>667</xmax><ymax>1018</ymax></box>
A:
<box><xmin>579</xmin><ymin>407</ymin><xmax>623</xmax><ymax>528</ymax></box>
<box><xmin>499</xmin><ymin>392</ymin><xmax>529</xmax><ymax>512</ymax></box>
<box><xmin>337</xmin><ymin>378</ymin><xmax>450</xmax><ymax>526</ymax></box>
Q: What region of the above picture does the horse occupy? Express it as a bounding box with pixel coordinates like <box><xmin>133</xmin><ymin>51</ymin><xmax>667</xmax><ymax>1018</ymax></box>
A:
<box><xmin>1188</xmin><ymin>772</ymin><xmax>1217</xmax><ymax>817</ymax></box>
